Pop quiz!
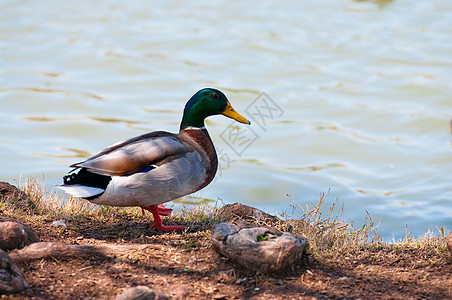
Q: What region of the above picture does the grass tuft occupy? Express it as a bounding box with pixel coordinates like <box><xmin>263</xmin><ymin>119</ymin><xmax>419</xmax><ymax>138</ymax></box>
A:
<box><xmin>285</xmin><ymin>191</ymin><xmax>382</xmax><ymax>257</ymax></box>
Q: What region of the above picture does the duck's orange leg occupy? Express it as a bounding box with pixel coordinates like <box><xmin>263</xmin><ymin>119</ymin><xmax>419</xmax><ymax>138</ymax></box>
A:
<box><xmin>156</xmin><ymin>204</ymin><xmax>173</xmax><ymax>216</ymax></box>
<box><xmin>141</xmin><ymin>204</ymin><xmax>172</xmax><ymax>216</ymax></box>
<box><xmin>141</xmin><ymin>205</ymin><xmax>185</xmax><ymax>231</ymax></box>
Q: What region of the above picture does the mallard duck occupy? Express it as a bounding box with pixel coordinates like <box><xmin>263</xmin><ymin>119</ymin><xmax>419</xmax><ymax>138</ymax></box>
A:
<box><xmin>59</xmin><ymin>88</ymin><xmax>250</xmax><ymax>231</ymax></box>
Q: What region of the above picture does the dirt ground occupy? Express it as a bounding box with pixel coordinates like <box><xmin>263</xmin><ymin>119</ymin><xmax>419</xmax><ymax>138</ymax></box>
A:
<box><xmin>3</xmin><ymin>210</ymin><xmax>451</xmax><ymax>300</ymax></box>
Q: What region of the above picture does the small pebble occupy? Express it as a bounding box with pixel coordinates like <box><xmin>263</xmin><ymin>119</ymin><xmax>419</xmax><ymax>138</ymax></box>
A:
<box><xmin>51</xmin><ymin>220</ymin><xmax>67</xmax><ymax>228</ymax></box>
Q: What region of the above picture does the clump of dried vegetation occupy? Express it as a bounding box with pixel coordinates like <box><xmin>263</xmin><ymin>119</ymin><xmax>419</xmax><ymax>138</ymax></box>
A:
<box><xmin>280</xmin><ymin>191</ymin><xmax>383</xmax><ymax>257</ymax></box>
<box><xmin>289</xmin><ymin>191</ymin><xmax>447</xmax><ymax>258</ymax></box>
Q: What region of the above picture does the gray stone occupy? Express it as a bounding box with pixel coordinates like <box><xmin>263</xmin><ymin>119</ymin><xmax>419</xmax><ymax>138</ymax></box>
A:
<box><xmin>212</xmin><ymin>222</ymin><xmax>309</xmax><ymax>273</ymax></box>
<box><xmin>0</xmin><ymin>220</ymin><xmax>40</xmax><ymax>251</ymax></box>
<box><xmin>0</xmin><ymin>249</ymin><xmax>29</xmax><ymax>294</ymax></box>
<box><xmin>114</xmin><ymin>286</ymin><xmax>168</xmax><ymax>300</ymax></box>
<box><xmin>218</xmin><ymin>202</ymin><xmax>280</xmax><ymax>223</ymax></box>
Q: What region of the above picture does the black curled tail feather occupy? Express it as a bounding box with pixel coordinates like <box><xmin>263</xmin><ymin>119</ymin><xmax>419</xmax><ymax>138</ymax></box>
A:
<box><xmin>63</xmin><ymin>168</ymin><xmax>112</xmax><ymax>190</ymax></box>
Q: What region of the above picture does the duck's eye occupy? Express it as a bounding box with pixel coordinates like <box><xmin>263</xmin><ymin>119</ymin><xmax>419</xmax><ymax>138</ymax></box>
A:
<box><xmin>211</xmin><ymin>93</ymin><xmax>220</xmax><ymax>100</ymax></box>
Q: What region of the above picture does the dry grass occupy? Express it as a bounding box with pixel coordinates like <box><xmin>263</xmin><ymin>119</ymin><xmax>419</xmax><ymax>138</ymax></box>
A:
<box><xmin>15</xmin><ymin>178</ymin><xmax>229</xmax><ymax>231</ymax></box>
<box><xmin>18</xmin><ymin>178</ymin><xmax>146</xmax><ymax>217</ymax></box>
<box><xmin>283</xmin><ymin>191</ymin><xmax>383</xmax><ymax>257</ymax></box>
<box><xmin>279</xmin><ymin>191</ymin><xmax>448</xmax><ymax>258</ymax></box>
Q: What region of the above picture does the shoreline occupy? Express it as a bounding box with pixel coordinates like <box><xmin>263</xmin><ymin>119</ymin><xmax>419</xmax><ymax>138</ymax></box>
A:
<box><xmin>1</xmin><ymin>179</ymin><xmax>451</xmax><ymax>299</ymax></box>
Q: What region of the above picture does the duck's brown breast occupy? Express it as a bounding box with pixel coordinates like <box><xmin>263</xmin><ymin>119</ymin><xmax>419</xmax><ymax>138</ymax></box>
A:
<box><xmin>179</xmin><ymin>128</ymin><xmax>218</xmax><ymax>190</ymax></box>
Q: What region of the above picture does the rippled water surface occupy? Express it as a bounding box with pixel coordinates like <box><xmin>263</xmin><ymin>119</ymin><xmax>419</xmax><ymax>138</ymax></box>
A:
<box><xmin>1</xmin><ymin>0</ymin><xmax>452</xmax><ymax>239</ymax></box>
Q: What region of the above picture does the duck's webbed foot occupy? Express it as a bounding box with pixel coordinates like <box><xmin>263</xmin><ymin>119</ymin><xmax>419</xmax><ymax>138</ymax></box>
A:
<box><xmin>141</xmin><ymin>205</ymin><xmax>185</xmax><ymax>231</ymax></box>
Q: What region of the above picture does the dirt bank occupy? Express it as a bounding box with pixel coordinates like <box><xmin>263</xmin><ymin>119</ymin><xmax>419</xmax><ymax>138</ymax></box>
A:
<box><xmin>1</xmin><ymin>181</ymin><xmax>451</xmax><ymax>299</ymax></box>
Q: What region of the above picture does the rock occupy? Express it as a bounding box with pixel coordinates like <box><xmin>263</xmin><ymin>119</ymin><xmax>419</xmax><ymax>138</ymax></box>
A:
<box><xmin>218</xmin><ymin>203</ymin><xmax>280</xmax><ymax>223</ymax></box>
<box><xmin>212</xmin><ymin>222</ymin><xmax>309</xmax><ymax>273</ymax></box>
<box><xmin>168</xmin><ymin>284</ymin><xmax>190</xmax><ymax>299</ymax></box>
<box><xmin>0</xmin><ymin>219</ymin><xmax>40</xmax><ymax>251</ymax></box>
<box><xmin>0</xmin><ymin>182</ymin><xmax>36</xmax><ymax>213</ymax></box>
<box><xmin>114</xmin><ymin>286</ymin><xmax>168</xmax><ymax>300</ymax></box>
<box><xmin>51</xmin><ymin>220</ymin><xmax>67</xmax><ymax>228</ymax></box>
<box><xmin>447</xmin><ymin>232</ymin><xmax>452</xmax><ymax>254</ymax></box>
<box><xmin>0</xmin><ymin>249</ymin><xmax>29</xmax><ymax>293</ymax></box>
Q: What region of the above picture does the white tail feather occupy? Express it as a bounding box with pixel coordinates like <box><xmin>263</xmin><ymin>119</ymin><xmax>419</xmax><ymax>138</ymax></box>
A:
<box><xmin>58</xmin><ymin>184</ymin><xmax>104</xmax><ymax>198</ymax></box>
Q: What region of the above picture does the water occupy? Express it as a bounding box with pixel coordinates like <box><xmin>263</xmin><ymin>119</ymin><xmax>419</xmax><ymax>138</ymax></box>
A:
<box><xmin>1</xmin><ymin>0</ymin><xmax>451</xmax><ymax>240</ymax></box>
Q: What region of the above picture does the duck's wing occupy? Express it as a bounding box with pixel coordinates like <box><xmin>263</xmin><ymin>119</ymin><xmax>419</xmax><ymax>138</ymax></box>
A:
<box><xmin>70</xmin><ymin>131</ymin><xmax>193</xmax><ymax>176</ymax></box>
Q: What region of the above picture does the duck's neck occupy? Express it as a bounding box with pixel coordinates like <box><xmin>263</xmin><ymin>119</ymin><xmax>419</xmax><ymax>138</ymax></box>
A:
<box><xmin>179</xmin><ymin>107</ymin><xmax>206</xmax><ymax>130</ymax></box>
<box><xmin>179</xmin><ymin>127</ymin><xmax>218</xmax><ymax>189</ymax></box>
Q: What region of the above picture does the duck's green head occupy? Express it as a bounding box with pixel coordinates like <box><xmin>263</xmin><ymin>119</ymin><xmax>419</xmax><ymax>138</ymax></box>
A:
<box><xmin>180</xmin><ymin>88</ymin><xmax>251</xmax><ymax>130</ymax></box>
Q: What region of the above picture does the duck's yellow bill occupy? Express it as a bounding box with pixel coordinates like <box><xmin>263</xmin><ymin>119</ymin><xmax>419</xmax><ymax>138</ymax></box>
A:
<box><xmin>222</xmin><ymin>102</ymin><xmax>251</xmax><ymax>125</ymax></box>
